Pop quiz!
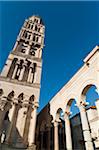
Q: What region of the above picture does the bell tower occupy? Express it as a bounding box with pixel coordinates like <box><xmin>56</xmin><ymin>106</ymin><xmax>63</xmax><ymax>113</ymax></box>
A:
<box><xmin>0</xmin><ymin>15</ymin><xmax>45</xmax><ymax>149</ymax></box>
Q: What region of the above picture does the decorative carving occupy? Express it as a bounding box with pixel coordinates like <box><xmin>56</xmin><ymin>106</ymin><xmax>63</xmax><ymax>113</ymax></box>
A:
<box><xmin>0</xmin><ymin>97</ymin><xmax>7</xmax><ymax>111</ymax></box>
<box><xmin>79</xmin><ymin>101</ymin><xmax>89</xmax><ymax>107</ymax></box>
<box><xmin>33</xmin><ymin>101</ymin><xmax>39</xmax><ymax>109</ymax></box>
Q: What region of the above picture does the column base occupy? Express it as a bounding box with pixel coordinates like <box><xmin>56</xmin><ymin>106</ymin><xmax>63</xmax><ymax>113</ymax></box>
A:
<box><xmin>27</xmin><ymin>144</ymin><xmax>36</xmax><ymax>150</ymax></box>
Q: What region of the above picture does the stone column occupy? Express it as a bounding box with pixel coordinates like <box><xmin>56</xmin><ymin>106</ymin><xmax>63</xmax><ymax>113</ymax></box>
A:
<box><xmin>47</xmin><ymin>127</ymin><xmax>51</xmax><ymax>150</ymax></box>
<box><xmin>64</xmin><ymin>112</ymin><xmax>72</xmax><ymax>150</ymax></box>
<box><xmin>27</xmin><ymin>64</ymin><xmax>33</xmax><ymax>83</ymax></box>
<box><xmin>0</xmin><ymin>97</ymin><xmax>7</xmax><ymax>137</ymax></box>
<box><xmin>95</xmin><ymin>99</ymin><xmax>99</xmax><ymax>117</ymax></box>
<box><xmin>28</xmin><ymin>102</ymin><xmax>38</xmax><ymax>147</ymax></box>
<box><xmin>5</xmin><ymin>103</ymin><xmax>16</xmax><ymax>143</ymax></box>
<box><xmin>54</xmin><ymin>121</ymin><xmax>59</xmax><ymax>150</ymax></box>
<box><xmin>40</xmin><ymin>131</ymin><xmax>44</xmax><ymax>150</ymax></box>
<box><xmin>16</xmin><ymin>102</ymin><xmax>28</xmax><ymax>138</ymax></box>
<box><xmin>19</xmin><ymin>61</ymin><xmax>27</xmax><ymax>81</ymax></box>
<box><xmin>12</xmin><ymin>62</ymin><xmax>19</xmax><ymax>79</ymax></box>
<box><xmin>79</xmin><ymin>102</ymin><xmax>94</xmax><ymax>150</ymax></box>
<box><xmin>95</xmin><ymin>99</ymin><xmax>99</xmax><ymax>143</ymax></box>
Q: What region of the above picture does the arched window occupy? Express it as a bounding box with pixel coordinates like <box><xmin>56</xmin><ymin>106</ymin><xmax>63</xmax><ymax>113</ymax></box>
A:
<box><xmin>18</xmin><ymin>93</ymin><xmax>24</xmax><ymax>103</ymax></box>
<box><xmin>29</xmin><ymin>95</ymin><xmax>34</xmax><ymax>105</ymax></box>
<box><xmin>7</xmin><ymin>58</ymin><xmax>18</xmax><ymax>79</ymax></box>
<box><xmin>15</xmin><ymin>59</ymin><xmax>23</xmax><ymax>80</ymax></box>
<box><xmin>7</xmin><ymin>91</ymin><xmax>14</xmax><ymax>101</ymax></box>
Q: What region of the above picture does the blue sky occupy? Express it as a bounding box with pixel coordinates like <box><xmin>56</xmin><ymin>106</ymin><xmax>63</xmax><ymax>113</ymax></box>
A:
<box><xmin>0</xmin><ymin>1</ymin><xmax>99</xmax><ymax>112</ymax></box>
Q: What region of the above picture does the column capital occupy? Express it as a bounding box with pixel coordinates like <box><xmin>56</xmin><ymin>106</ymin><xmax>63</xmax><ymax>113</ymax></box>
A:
<box><xmin>16</xmin><ymin>60</ymin><xmax>21</xmax><ymax>65</ymax></box>
<box><xmin>30</xmin><ymin>63</ymin><xmax>34</xmax><ymax>69</ymax></box>
<box><xmin>95</xmin><ymin>84</ymin><xmax>99</xmax><ymax>95</ymax></box>
<box><xmin>23</xmin><ymin>61</ymin><xmax>28</xmax><ymax>67</ymax></box>
<box><xmin>33</xmin><ymin>101</ymin><xmax>39</xmax><ymax>109</ymax></box>
<box><xmin>13</xmin><ymin>97</ymin><xmax>18</xmax><ymax>104</ymax></box>
<box><xmin>77</xmin><ymin>101</ymin><xmax>89</xmax><ymax>109</ymax></box>
<box><xmin>13</xmin><ymin>98</ymin><xmax>23</xmax><ymax>107</ymax></box>
<box><xmin>0</xmin><ymin>96</ymin><xmax>7</xmax><ymax>111</ymax></box>
<box><xmin>53</xmin><ymin>121</ymin><xmax>59</xmax><ymax>127</ymax></box>
<box><xmin>22</xmin><ymin>99</ymin><xmax>29</xmax><ymax>107</ymax></box>
<box><xmin>64</xmin><ymin>111</ymin><xmax>71</xmax><ymax>120</ymax></box>
<box><xmin>96</xmin><ymin>98</ymin><xmax>99</xmax><ymax>102</ymax></box>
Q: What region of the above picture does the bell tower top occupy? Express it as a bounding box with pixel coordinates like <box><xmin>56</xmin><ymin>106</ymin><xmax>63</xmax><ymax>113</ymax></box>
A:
<box><xmin>28</xmin><ymin>15</ymin><xmax>44</xmax><ymax>25</ymax></box>
<box><xmin>13</xmin><ymin>15</ymin><xmax>45</xmax><ymax>58</ymax></box>
<box><xmin>1</xmin><ymin>15</ymin><xmax>45</xmax><ymax>85</ymax></box>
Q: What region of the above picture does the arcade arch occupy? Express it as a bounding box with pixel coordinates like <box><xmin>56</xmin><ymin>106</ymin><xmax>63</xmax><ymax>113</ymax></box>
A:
<box><xmin>49</xmin><ymin>46</ymin><xmax>99</xmax><ymax>150</ymax></box>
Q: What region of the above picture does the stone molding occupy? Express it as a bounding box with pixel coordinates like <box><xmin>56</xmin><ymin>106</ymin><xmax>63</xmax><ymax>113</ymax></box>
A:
<box><xmin>0</xmin><ymin>76</ymin><xmax>40</xmax><ymax>89</ymax></box>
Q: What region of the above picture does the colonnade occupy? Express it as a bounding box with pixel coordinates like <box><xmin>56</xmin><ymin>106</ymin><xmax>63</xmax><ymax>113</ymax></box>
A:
<box><xmin>38</xmin><ymin>98</ymin><xmax>99</xmax><ymax>150</ymax></box>
<box><xmin>11</xmin><ymin>59</ymin><xmax>36</xmax><ymax>83</ymax></box>
<box><xmin>0</xmin><ymin>91</ymin><xmax>38</xmax><ymax>148</ymax></box>
<box><xmin>53</xmin><ymin>101</ymin><xmax>94</xmax><ymax>150</ymax></box>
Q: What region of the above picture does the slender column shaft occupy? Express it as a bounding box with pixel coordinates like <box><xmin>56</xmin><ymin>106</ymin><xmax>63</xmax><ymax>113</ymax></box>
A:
<box><xmin>40</xmin><ymin>132</ymin><xmax>43</xmax><ymax>150</ymax></box>
<box><xmin>28</xmin><ymin>105</ymin><xmax>37</xmax><ymax>146</ymax></box>
<box><xmin>0</xmin><ymin>97</ymin><xmax>8</xmax><ymax>137</ymax></box>
<box><xmin>19</xmin><ymin>65</ymin><xmax>26</xmax><ymax>81</ymax></box>
<box><xmin>79</xmin><ymin>103</ymin><xmax>94</xmax><ymax>150</ymax></box>
<box><xmin>95</xmin><ymin>99</ymin><xmax>99</xmax><ymax>118</ymax></box>
<box><xmin>30</xmin><ymin>72</ymin><xmax>33</xmax><ymax>83</ymax></box>
<box><xmin>12</xmin><ymin>64</ymin><xmax>18</xmax><ymax>79</ymax></box>
<box><xmin>27</xmin><ymin>67</ymin><xmax>32</xmax><ymax>83</ymax></box>
<box><xmin>54</xmin><ymin>121</ymin><xmax>59</xmax><ymax>150</ymax></box>
<box><xmin>16</xmin><ymin>106</ymin><xmax>27</xmax><ymax>138</ymax></box>
<box><xmin>5</xmin><ymin>104</ymin><xmax>16</xmax><ymax>143</ymax></box>
<box><xmin>64</xmin><ymin>112</ymin><xmax>72</xmax><ymax>150</ymax></box>
<box><xmin>47</xmin><ymin>127</ymin><xmax>51</xmax><ymax>150</ymax></box>
<box><xmin>95</xmin><ymin>99</ymin><xmax>99</xmax><ymax>142</ymax></box>
<box><xmin>0</xmin><ymin>111</ymin><xmax>6</xmax><ymax>138</ymax></box>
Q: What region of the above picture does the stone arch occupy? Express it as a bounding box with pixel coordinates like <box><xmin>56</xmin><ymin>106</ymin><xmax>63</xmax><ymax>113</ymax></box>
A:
<box><xmin>55</xmin><ymin>108</ymin><xmax>64</xmax><ymax>122</ymax></box>
<box><xmin>82</xmin><ymin>84</ymin><xmax>97</xmax><ymax>97</ymax></box>
<box><xmin>29</xmin><ymin>95</ymin><xmax>35</xmax><ymax>104</ymax></box>
<box><xmin>0</xmin><ymin>91</ymin><xmax>15</xmax><ymax>143</ymax></box>
<box><xmin>65</xmin><ymin>96</ymin><xmax>80</xmax><ymax>118</ymax></box>
<box><xmin>7</xmin><ymin>90</ymin><xmax>15</xmax><ymax>101</ymax></box>
<box><xmin>18</xmin><ymin>93</ymin><xmax>24</xmax><ymax>103</ymax></box>
<box><xmin>79</xmin><ymin>79</ymin><xmax>97</xmax><ymax>102</ymax></box>
<box><xmin>0</xmin><ymin>90</ymin><xmax>15</xmax><ymax>111</ymax></box>
<box><xmin>64</xmin><ymin>93</ymin><xmax>78</xmax><ymax>113</ymax></box>
<box><xmin>66</xmin><ymin>98</ymin><xmax>74</xmax><ymax>113</ymax></box>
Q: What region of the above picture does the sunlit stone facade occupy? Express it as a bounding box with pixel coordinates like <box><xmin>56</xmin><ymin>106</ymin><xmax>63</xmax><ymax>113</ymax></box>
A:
<box><xmin>0</xmin><ymin>15</ymin><xmax>45</xmax><ymax>150</ymax></box>
<box><xmin>36</xmin><ymin>46</ymin><xmax>99</xmax><ymax>150</ymax></box>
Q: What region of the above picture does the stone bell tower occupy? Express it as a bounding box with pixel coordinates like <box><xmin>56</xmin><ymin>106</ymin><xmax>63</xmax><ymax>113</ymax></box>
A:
<box><xmin>0</xmin><ymin>15</ymin><xmax>45</xmax><ymax>149</ymax></box>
